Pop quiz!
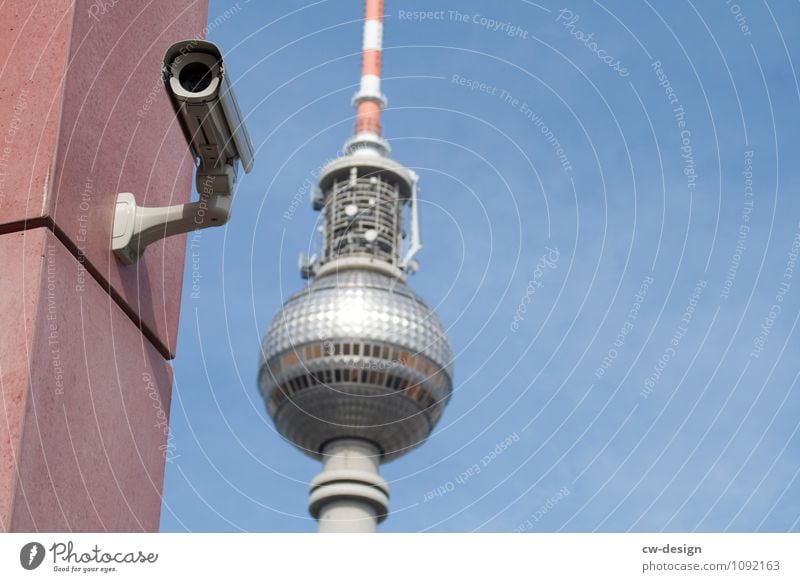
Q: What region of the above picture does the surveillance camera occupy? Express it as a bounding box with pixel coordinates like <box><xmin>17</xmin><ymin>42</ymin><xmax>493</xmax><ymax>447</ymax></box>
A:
<box><xmin>111</xmin><ymin>39</ymin><xmax>255</xmax><ymax>264</ymax></box>
<box><xmin>163</xmin><ymin>39</ymin><xmax>254</xmax><ymax>195</ymax></box>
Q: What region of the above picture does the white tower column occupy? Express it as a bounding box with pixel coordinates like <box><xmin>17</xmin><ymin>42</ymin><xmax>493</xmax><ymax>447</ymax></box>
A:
<box><xmin>308</xmin><ymin>439</ymin><xmax>389</xmax><ymax>533</ymax></box>
<box><xmin>258</xmin><ymin>0</ymin><xmax>454</xmax><ymax>534</ymax></box>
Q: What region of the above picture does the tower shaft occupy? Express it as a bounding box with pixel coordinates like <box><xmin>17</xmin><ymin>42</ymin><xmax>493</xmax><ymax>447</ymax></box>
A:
<box><xmin>309</xmin><ymin>439</ymin><xmax>388</xmax><ymax>533</ymax></box>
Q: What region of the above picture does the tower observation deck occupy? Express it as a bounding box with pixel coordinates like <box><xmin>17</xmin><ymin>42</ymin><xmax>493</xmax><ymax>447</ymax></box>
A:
<box><xmin>258</xmin><ymin>0</ymin><xmax>453</xmax><ymax>532</ymax></box>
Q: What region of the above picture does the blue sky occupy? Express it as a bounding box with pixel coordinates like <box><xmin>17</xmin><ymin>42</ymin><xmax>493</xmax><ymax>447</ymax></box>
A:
<box><xmin>160</xmin><ymin>0</ymin><xmax>800</xmax><ymax>532</ymax></box>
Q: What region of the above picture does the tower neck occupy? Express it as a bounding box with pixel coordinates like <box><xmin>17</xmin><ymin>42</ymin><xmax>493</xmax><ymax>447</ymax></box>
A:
<box><xmin>321</xmin><ymin>166</ymin><xmax>403</xmax><ymax>268</ymax></box>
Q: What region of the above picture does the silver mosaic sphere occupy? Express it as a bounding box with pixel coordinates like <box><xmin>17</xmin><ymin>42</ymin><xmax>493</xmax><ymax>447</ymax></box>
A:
<box><xmin>258</xmin><ymin>269</ymin><xmax>453</xmax><ymax>462</ymax></box>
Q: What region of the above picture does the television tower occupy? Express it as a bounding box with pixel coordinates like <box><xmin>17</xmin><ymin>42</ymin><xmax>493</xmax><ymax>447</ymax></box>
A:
<box><xmin>258</xmin><ymin>0</ymin><xmax>454</xmax><ymax>532</ymax></box>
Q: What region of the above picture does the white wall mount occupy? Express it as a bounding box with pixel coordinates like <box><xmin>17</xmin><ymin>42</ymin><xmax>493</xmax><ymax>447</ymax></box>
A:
<box><xmin>112</xmin><ymin>182</ymin><xmax>232</xmax><ymax>265</ymax></box>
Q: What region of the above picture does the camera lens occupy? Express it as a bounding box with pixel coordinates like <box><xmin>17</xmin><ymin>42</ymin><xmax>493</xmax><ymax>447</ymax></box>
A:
<box><xmin>179</xmin><ymin>62</ymin><xmax>213</xmax><ymax>93</ymax></box>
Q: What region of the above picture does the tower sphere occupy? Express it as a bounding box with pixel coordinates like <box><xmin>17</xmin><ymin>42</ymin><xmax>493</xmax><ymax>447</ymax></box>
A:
<box><xmin>259</xmin><ymin>268</ymin><xmax>453</xmax><ymax>461</ymax></box>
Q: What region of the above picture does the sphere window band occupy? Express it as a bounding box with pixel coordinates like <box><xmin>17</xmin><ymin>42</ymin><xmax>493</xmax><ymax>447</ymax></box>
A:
<box><xmin>261</xmin><ymin>339</ymin><xmax>451</xmax><ymax>422</ymax></box>
<box><xmin>265</xmin><ymin>339</ymin><xmax>450</xmax><ymax>388</ymax></box>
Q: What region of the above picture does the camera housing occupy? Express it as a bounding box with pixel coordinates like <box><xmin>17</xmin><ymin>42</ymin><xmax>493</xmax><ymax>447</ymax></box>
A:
<box><xmin>112</xmin><ymin>39</ymin><xmax>254</xmax><ymax>264</ymax></box>
<box><xmin>163</xmin><ymin>40</ymin><xmax>254</xmax><ymax>194</ymax></box>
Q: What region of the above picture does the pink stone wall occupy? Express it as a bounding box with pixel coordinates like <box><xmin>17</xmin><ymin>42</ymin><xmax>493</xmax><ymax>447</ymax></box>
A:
<box><xmin>0</xmin><ymin>231</ymin><xmax>40</xmax><ymax>531</ymax></box>
<box><xmin>3</xmin><ymin>228</ymin><xmax>174</xmax><ymax>531</ymax></box>
<box><xmin>0</xmin><ymin>0</ymin><xmax>209</xmax><ymax>532</ymax></box>
<box><xmin>0</xmin><ymin>0</ymin><xmax>72</xmax><ymax>228</ymax></box>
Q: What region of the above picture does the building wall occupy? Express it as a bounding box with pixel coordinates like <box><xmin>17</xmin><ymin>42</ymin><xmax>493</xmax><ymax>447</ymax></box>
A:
<box><xmin>0</xmin><ymin>0</ymin><xmax>208</xmax><ymax>531</ymax></box>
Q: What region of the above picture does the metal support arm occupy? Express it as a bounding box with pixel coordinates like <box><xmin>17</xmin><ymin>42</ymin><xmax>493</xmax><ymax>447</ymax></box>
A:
<box><xmin>112</xmin><ymin>190</ymin><xmax>231</xmax><ymax>265</ymax></box>
<box><xmin>111</xmin><ymin>163</ymin><xmax>235</xmax><ymax>264</ymax></box>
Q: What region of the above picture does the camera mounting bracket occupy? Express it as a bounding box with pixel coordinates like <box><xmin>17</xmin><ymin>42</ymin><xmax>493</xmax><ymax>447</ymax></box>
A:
<box><xmin>111</xmin><ymin>163</ymin><xmax>235</xmax><ymax>264</ymax></box>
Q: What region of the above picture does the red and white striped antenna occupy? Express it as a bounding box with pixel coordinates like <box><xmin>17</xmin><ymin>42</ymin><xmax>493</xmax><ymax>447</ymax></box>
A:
<box><xmin>346</xmin><ymin>0</ymin><xmax>390</xmax><ymax>156</ymax></box>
